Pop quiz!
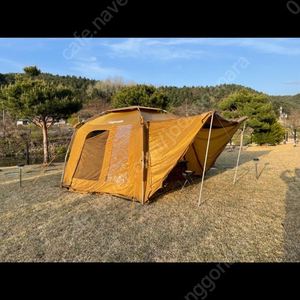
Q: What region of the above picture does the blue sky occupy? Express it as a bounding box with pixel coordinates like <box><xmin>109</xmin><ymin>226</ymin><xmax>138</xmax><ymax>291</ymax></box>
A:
<box><xmin>1</xmin><ymin>38</ymin><xmax>300</xmax><ymax>96</ymax></box>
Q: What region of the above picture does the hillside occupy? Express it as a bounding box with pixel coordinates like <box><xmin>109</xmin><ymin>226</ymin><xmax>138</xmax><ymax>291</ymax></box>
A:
<box><xmin>1</xmin><ymin>72</ymin><xmax>300</xmax><ymax>117</ymax></box>
<box><xmin>1</xmin><ymin>71</ymin><xmax>299</xmax><ymax>161</ymax></box>
<box><xmin>268</xmin><ymin>94</ymin><xmax>300</xmax><ymax>115</ymax></box>
<box><xmin>158</xmin><ymin>84</ymin><xmax>262</xmax><ymax>116</ymax></box>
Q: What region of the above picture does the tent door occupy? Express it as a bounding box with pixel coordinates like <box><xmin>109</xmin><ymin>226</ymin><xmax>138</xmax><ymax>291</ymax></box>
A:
<box><xmin>73</xmin><ymin>130</ymin><xmax>109</xmax><ymax>181</ymax></box>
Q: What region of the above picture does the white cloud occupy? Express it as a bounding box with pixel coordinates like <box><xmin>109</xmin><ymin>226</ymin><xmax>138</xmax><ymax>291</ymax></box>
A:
<box><xmin>284</xmin><ymin>81</ymin><xmax>300</xmax><ymax>84</ymax></box>
<box><xmin>98</xmin><ymin>38</ymin><xmax>300</xmax><ymax>62</ymax></box>
<box><xmin>76</xmin><ymin>56</ymin><xmax>97</xmax><ymax>62</ymax></box>
<box><xmin>0</xmin><ymin>38</ymin><xmax>48</xmax><ymax>51</ymax></box>
<box><xmin>70</xmin><ymin>61</ymin><xmax>130</xmax><ymax>80</ymax></box>
<box><xmin>0</xmin><ymin>57</ymin><xmax>24</xmax><ymax>71</ymax></box>
<box><xmin>239</xmin><ymin>38</ymin><xmax>300</xmax><ymax>55</ymax></box>
<box><xmin>98</xmin><ymin>38</ymin><xmax>210</xmax><ymax>61</ymax></box>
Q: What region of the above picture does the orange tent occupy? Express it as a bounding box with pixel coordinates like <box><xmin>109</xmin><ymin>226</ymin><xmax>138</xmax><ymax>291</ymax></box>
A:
<box><xmin>61</xmin><ymin>106</ymin><xmax>246</xmax><ymax>203</ymax></box>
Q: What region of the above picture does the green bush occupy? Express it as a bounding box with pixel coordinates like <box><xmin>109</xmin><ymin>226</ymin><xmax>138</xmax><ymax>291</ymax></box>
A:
<box><xmin>56</xmin><ymin>146</ymin><xmax>67</xmax><ymax>157</ymax></box>
<box><xmin>30</xmin><ymin>131</ymin><xmax>43</xmax><ymax>139</ymax></box>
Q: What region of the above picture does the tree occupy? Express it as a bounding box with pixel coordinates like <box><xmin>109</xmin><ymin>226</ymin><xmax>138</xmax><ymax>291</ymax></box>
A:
<box><xmin>111</xmin><ymin>84</ymin><xmax>170</xmax><ymax>110</ymax></box>
<box><xmin>252</xmin><ymin>122</ymin><xmax>286</xmax><ymax>145</ymax></box>
<box><xmin>23</xmin><ymin>65</ymin><xmax>41</xmax><ymax>77</ymax></box>
<box><xmin>218</xmin><ymin>89</ymin><xmax>285</xmax><ymax>145</ymax></box>
<box><xmin>1</xmin><ymin>76</ymin><xmax>82</xmax><ymax>165</ymax></box>
<box><xmin>287</xmin><ymin>109</ymin><xmax>300</xmax><ymax>130</ymax></box>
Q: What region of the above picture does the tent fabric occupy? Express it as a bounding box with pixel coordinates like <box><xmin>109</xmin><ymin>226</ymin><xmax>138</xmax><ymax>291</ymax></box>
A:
<box><xmin>146</xmin><ymin>113</ymin><xmax>211</xmax><ymax>199</ymax></box>
<box><xmin>61</xmin><ymin>106</ymin><xmax>246</xmax><ymax>203</ymax></box>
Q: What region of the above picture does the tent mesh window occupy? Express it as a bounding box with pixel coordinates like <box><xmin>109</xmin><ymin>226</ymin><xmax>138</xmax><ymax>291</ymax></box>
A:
<box><xmin>73</xmin><ymin>130</ymin><xmax>109</xmax><ymax>181</ymax></box>
<box><xmin>106</xmin><ymin>124</ymin><xmax>132</xmax><ymax>184</ymax></box>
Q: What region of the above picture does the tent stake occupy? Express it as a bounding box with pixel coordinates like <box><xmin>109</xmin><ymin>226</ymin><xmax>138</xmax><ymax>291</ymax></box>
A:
<box><xmin>233</xmin><ymin>122</ymin><xmax>246</xmax><ymax>185</ymax></box>
<box><xmin>198</xmin><ymin>112</ymin><xmax>214</xmax><ymax>206</ymax></box>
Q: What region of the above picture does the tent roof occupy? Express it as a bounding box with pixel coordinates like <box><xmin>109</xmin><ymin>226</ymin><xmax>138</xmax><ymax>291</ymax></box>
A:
<box><xmin>81</xmin><ymin>106</ymin><xmax>178</xmax><ymax>126</ymax></box>
<box><xmin>201</xmin><ymin>112</ymin><xmax>248</xmax><ymax>128</ymax></box>
<box><xmin>106</xmin><ymin>106</ymin><xmax>165</xmax><ymax>113</ymax></box>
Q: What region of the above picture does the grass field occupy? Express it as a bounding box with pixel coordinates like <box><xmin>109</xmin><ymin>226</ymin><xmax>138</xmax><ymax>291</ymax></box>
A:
<box><xmin>0</xmin><ymin>143</ymin><xmax>299</xmax><ymax>262</ymax></box>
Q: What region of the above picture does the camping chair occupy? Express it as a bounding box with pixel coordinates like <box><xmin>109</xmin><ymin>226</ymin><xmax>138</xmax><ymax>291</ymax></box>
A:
<box><xmin>165</xmin><ymin>173</ymin><xmax>185</xmax><ymax>191</ymax></box>
<box><xmin>166</xmin><ymin>159</ymin><xmax>190</xmax><ymax>191</ymax></box>
<box><xmin>180</xmin><ymin>170</ymin><xmax>195</xmax><ymax>192</ymax></box>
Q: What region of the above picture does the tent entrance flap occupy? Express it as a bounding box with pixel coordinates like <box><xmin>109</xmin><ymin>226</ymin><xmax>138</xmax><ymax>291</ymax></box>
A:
<box><xmin>73</xmin><ymin>130</ymin><xmax>109</xmax><ymax>181</ymax></box>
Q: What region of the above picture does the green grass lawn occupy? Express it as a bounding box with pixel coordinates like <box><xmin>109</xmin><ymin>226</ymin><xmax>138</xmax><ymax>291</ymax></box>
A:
<box><xmin>0</xmin><ymin>144</ymin><xmax>299</xmax><ymax>262</ymax></box>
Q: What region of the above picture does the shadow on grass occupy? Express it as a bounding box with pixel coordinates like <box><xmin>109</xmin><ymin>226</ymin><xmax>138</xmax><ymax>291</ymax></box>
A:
<box><xmin>257</xmin><ymin>162</ymin><xmax>270</xmax><ymax>179</ymax></box>
<box><xmin>150</xmin><ymin>148</ymin><xmax>272</xmax><ymax>203</ymax></box>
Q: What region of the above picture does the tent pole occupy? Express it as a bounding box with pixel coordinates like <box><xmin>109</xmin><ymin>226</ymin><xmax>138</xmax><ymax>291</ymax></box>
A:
<box><xmin>198</xmin><ymin>111</ymin><xmax>214</xmax><ymax>206</ymax></box>
<box><xmin>142</xmin><ymin>150</ymin><xmax>145</xmax><ymax>205</ymax></box>
<box><xmin>139</xmin><ymin>109</ymin><xmax>145</xmax><ymax>206</ymax></box>
<box><xmin>233</xmin><ymin>122</ymin><xmax>246</xmax><ymax>185</ymax></box>
<box><xmin>141</xmin><ymin>118</ymin><xmax>146</xmax><ymax>206</ymax></box>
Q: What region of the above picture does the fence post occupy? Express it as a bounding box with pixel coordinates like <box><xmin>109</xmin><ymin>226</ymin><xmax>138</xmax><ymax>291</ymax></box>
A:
<box><xmin>26</xmin><ymin>141</ymin><xmax>30</xmax><ymax>165</ymax></box>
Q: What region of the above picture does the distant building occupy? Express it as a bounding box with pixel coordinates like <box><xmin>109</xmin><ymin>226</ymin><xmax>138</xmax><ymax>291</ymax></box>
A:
<box><xmin>53</xmin><ymin>118</ymin><xmax>67</xmax><ymax>125</ymax></box>
<box><xmin>278</xmin><ymin>106</ymin><xmax>288</xmax><ymax>125</ymax></box>
<box><xmin>17</xmin><ymin>119</ymin><xmax>31</xmax><ymax>126</ymax></box>
<box><xmin>16</xmin><ymin>118</ymin><xmax>67</xmax><ymax>126</ymax></box>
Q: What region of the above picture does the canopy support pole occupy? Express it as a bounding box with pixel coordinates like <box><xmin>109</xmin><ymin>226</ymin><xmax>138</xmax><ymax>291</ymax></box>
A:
<box><xmin>233</xmin><ymin>122</ymin><xmax>246</xmax><ymax>185</ymax></box>
<box><xmin>142</xmin><ymin>150</ymin><xmax>145</xmax><ymax>205</ymax></box>
<box><xmin>198</xmin><ymin>112</ymin><xmax>214</xmax><ymax>206</ymax></box>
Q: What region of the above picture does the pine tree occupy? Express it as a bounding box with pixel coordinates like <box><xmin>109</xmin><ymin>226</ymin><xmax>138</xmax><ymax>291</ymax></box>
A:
<box><xmin>23</xmin><ymin>65</ymin><xmax>41</xmax><ymax>77</ymax></box>
<box><xmin>1</xmin><ymin>75</ymin><xmax>82</xmax><ymax>165</ymax></box>
<box><xmin>111</xmin><ymin>84</ymin><xmax>170</xmax><ymax>110</ymax></box>
<box><xmin>252</xmin><ymin>122</ymin><xmax>286</xmax><ymax>145</ymax></box>
<box><xmin>218</xmin><ymin>89</ymin><xmax>285</xmax><ymax>145</ymax></box>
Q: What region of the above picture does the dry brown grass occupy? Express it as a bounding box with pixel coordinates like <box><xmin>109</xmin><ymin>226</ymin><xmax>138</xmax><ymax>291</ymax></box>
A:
<box><xmin>0</xmin><ymin>143</ymin><xmax>299</xmax><ymax>262</ymax></box>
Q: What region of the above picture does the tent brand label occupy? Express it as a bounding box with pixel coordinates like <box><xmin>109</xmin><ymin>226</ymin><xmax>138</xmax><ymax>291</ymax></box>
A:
<box><xmin>108</xmin><ymin>120</ymin><xmax>124</xmax><ymax>124</ymax></box>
